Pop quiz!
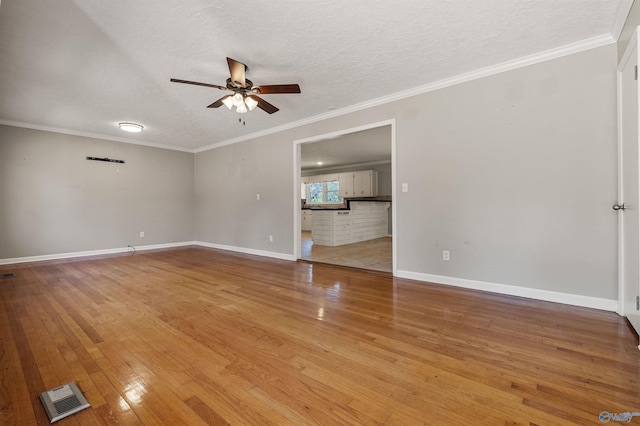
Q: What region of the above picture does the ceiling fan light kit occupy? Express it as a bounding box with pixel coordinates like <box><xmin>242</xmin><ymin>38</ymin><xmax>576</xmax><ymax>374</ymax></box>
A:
<box><xmin>232</xmin><ymin>93</ymin><xmax>244</xmax><ymax>107</ymax></box>
<box><xmin>171</xmin><ymin>57</ymin><xmax>301</xmax><ymax>120</ymax></box>
<box><xmin>245</xmin><ymin>96</ymin><xmax>258</xmax><ymax>111</ymax></box>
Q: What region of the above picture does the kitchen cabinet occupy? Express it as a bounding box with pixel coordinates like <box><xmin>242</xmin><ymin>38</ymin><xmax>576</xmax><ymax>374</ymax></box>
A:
<box><xmin>312</xmin><ymin>210</ymin><xmax>352</xmax><ymax>246</ymax></box>
<box><xmin>301</xmin><ymin>210</ymin><xmax>313</xmax><ymax>231</ymax></box>
<box><xmin>350</xmin><ymin>201</ymin><xmax>390</xmax><ymax>243</ymax></box>
<box><xmin>339</xmin><ymin>173</ymin><xmax>354</xmax><ymax>197</ymax></box>
<box><xmin>339</xmin><ymin>170</ymin><xmax>378</xmax><ymax>197</ymax></box>
<box><xmin>354</xmin><ymin>171</ymin><xmax>375</xmax><ymax>196</ymax></box>
<box><xmin>305</xmin><ymin>170</ymin><xmax>378</xmax><ymax>199</ymax></box>
<box><xmin>311</xmin><ymin>202</ymin><xmax>390</xmax><ymax>246</ymax></box>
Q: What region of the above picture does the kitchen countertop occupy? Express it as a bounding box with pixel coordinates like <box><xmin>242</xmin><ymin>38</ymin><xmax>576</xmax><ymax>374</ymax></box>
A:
<box><xmin>303</xmin><ymin>197</ymin><xmax>391</xmax><ymax>211</ymax></box>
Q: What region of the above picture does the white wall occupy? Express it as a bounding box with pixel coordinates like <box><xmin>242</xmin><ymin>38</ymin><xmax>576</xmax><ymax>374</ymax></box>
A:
<box><xmin>0</xmin><ymin>125</ymin><xmax>195</xmax><ymax>259</ymax></box>
<box><xmin>195</xmin><ymin>43</ymin><xmax>618</xmax><ymax>302</ymax></box>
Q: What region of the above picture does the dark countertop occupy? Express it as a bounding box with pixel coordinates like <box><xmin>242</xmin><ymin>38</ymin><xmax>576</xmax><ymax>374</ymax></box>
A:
<box><xmin>303</xmin><ymin>197</ymin><xmax>391</xmax><ymax>211</ymax></box>
<box><xmin>306</xmin><ymin>206</ymin><xmax>349</xmax><ymax>211</ymax></box>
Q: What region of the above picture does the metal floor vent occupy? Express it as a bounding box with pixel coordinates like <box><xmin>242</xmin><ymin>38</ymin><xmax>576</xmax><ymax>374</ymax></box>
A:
<box><xmin>1</xmin><ymin>273</ymin><xmax>16</xmax><ymax>279</ymax></box>
<box><xmin>39</xmin><ymin>382</ymin><xmax>90</xmax><ymax>423</ymax></box>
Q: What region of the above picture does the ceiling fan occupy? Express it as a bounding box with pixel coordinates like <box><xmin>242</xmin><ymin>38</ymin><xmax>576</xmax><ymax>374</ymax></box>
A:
<box><xmin>170</xmin><ymin>57</ymin><xmax>301</xmax><ymax>115</ymax></box>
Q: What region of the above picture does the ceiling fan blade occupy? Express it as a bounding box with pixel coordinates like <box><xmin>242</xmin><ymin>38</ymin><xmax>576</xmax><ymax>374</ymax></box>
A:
<box><xmin>254</xmin><ymin>84</ymin><xmax>301</xmax><ymax>94</ymax></box>
<box><xmin>207</xmin><ymin>95</ymin><xmax>231</xmax><ymax>108</ymax></box>
<box><xmin>251</xmin><ymin>96</ymin><xmax>279</xmax><ymax>114</ymax></box>
<box><xmin>170</xmin><ymin>78</ymin><xmax>227</xmax><ymax>91</ymax></box>
<box><xmin>227</xmin><ymin>57</ymin><xmax>247</xmax><ymax>88</ymax></box>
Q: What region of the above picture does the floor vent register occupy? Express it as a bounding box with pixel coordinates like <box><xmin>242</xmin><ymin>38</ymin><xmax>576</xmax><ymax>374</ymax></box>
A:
<box><xmin>39</xmin><ymin>382</ymin><xmax>90</xmax><ymax>423</ymax></box>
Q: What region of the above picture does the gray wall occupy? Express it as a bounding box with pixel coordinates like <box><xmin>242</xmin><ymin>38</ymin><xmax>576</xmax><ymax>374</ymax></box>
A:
<box><xmin>0</xmin><ymin>43</ymin><xmax>619</xmax><ymax>302</ymax></box>
<box><xmin>0</xmin><ymin>125</ymin><xmax>194</xmax><ymax>258</ymax></box>
<box><xmin>195</xmin><ymin>43</ymin><xmax>618</xmax><ymax>300</ymax></box>
<box><xmin>195</xmin><ymin>133</ymin><xmax>294</xmax><ymax>253</ymax></box>
<box><xmin>396</xmin><ymin>45</ymin><xmax>617</xmax><ymax>298</ymax></box>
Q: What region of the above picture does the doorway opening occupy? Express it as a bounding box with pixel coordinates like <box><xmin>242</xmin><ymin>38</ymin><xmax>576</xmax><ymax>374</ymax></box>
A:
<box><xmin>293</xmin><ymin>120</ymin><xmax>396</xmax><ymax>274</ymax></box>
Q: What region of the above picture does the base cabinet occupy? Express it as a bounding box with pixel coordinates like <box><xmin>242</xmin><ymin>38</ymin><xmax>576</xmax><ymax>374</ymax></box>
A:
<box><xmin>311</xmin><ymin>202</ymin><xmax>390</xmax><ymax>246</ymax></box>
<box><xmin>312</xmin><ymin>211</ymin><xmax>351</xmax><ymax>246</ymax></box>
<box><xmin>301</xmin><ymin>210</ymin><xmax>313</xmax><ymax>231</ymax></box>
<box><xmin>350</xmin><ymin>202</ymin><xmax>390</xmax><ymax>243</ymax></box>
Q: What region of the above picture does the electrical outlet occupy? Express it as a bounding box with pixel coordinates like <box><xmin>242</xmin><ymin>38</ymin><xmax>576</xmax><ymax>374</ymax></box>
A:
<box><xmin>269</xmin><ymin>235</ymin><xmax>273</xmax><ymax>242</ymax></box>
<box><xmin>442</xmin><ymin>250</ymin><xmax>450</xmax><ymax>261</ymax></box>
<box><xmin>139</xmin><ymin>231</ymin><xmax>145</xmax><ymax>238</ymax></box>
<box><xmin>402</xmin><ymin>183</ymin><xmax>409</xmax><ymax>193</ymax></box>
<box><xmin>257</xmin><ymin>193</ymin><xmax>261</xmax><ymax>200</ymax></box>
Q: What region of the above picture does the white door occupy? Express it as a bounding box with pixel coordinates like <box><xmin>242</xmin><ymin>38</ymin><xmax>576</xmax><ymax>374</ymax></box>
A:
<box><xmin>618</xmin><ymin>28</ymin><xmax>640</xmax><ymax>341</ymax></box>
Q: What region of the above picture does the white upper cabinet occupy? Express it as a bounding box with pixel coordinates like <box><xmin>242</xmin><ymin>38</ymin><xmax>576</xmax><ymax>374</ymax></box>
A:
<box><xmin>353</xmin><ymin>170</ymin><xmax>376</xmax><ymax>197</ymax></box>
<box><xmin>339</xmin><ymin>170</ymin><xmax>377</xmax><ymax>197</ymax></box>
<box><xmin>305</xmin><ymin>170</ymin><xmax>378</xmax><ymax>199</ymax></box>
<box><xmin>339</xmin><ymin>173</ymin><xmax>355</xmax><ymax>197</ymax></box>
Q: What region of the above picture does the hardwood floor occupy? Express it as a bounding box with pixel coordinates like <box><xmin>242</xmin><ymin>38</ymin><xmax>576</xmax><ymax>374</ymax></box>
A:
<box><xmin>1</xmin><ymin>246</ymin><xmax>638</xmax><ymax>425</ymax></box>
<box><xmin>301</xmin><ymin>231</ymin><xmax>392</xmax><ymax>273</ymax></box>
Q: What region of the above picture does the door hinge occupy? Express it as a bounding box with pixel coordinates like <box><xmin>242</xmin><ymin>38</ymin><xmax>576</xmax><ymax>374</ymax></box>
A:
<box><xmin>636</xmin><ymin>296</ymin><xmax>640</xmax><ymax>310</ymax></box>
<box><xmin>635</xmin><ymin>65</ymin><xmax>638</xmax><ymax>80</ymax></box>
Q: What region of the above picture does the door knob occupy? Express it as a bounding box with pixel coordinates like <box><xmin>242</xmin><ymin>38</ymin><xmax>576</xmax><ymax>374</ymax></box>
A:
<box><xmin>613</xmin><ymin>203</ymin><xmax>626</xmax><ymax>211</ymax></box>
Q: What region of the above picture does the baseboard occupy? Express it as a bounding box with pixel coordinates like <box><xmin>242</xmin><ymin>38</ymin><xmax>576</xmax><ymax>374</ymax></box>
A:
<box><xmin>0</xmin><ymin>241</ymin><xmax>197</xmax><ymax>265</ymax></box>
<box><xmin>0</xmin><ymin>241</ymin><xmax>296</xmax><ymax>265</ymax></box>
<box><xmin>194</xmin><ymin>241</ymin><xmax>296</xmax><ymax>261</ymax></box>
<box><xmin>395</xmin><ymin>270</ymin><xmax>618</xmax><ymax>312</ymax></box>
<box><xmin>2</xmin><ymin>244</ymin><xmax>616</xmax><ymax>312</ymax></box>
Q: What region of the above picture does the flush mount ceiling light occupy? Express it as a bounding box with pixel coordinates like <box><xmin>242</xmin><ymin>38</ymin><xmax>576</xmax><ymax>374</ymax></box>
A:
<box><xmin>118</xmin><ymin>122</ymin><xmax>144</xmax><ymax>133</ymax></box>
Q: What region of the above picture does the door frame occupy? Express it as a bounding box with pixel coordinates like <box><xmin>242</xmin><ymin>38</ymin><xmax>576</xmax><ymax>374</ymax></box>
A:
<box><xmin>616</xmin><ymin>26</ymin><xmax>640</xmax><ymax>344</ymax></box>
<box><xmin>292</xmin><ymin>119</ymin><xmax>397</xmax><ymax>275</ymax></box>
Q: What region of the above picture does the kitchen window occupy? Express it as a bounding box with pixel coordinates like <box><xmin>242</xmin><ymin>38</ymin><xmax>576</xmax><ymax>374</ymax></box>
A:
<box><xmin>306</xmin><ymin>180</ymin><xmax>342</xmax><ymax>204</ymax></box>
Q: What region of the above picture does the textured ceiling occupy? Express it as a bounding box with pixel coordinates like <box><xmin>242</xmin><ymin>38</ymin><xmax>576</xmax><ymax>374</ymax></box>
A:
<box><xmin>301</xmin><ymin>126</ymin><xmax>392</xmax><ymax>171</ymax></box>
<box><xmin>0</xmin><ymin>0</ymin><xmax>629</xmax><ymax>152</ymax></box>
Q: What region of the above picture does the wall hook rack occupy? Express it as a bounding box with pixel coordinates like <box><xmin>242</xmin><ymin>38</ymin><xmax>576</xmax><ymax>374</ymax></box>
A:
<box><xmin>86</xmin><ymin>156</ymin><xmax>125</xmax><ymax>164</ymax></box>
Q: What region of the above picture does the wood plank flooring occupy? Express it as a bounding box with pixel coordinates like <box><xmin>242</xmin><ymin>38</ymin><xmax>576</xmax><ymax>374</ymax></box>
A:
<box><xmin>301</xmin><ymin>231</ymin><xmax>392</xmax><ymax>273</ymax></box>
<box><xmin>0</xmin><ymin>246</ymin><xmax>638</xmax><ymax>425</ymax></box>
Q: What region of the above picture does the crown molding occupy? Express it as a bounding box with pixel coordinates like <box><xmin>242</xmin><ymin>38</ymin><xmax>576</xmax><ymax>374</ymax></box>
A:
<box><xmin>1</xmin><ymin>34</ymin><xmax>615</xmax><ymax>155</ymax></box>
<box><xmin>197</xmin><ymin>34</ymin><xmax>615</xmax><ymax>153</ymax></box>
<box><xmin>0</xmin><ymin>119</ymin><xmax>194</xmax><ymax>153</ymax></box>
<box><xmin>611</xmin><ymin>0</ymin><xmax>635</xmax><ymax>40</ymax></box>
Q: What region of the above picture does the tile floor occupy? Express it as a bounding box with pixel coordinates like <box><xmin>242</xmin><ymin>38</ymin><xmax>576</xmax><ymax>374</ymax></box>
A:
<box><xmin>300</xmin><ymin>231</ymin><xmax>392</xmax><ymax>273</ymax></box>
